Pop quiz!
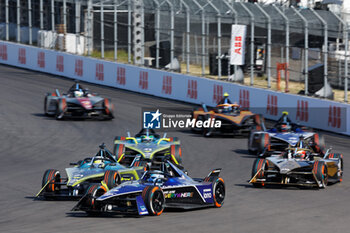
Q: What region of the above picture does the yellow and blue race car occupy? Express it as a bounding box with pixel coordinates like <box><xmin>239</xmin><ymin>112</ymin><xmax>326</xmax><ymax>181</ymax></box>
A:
<box><xmin>113</xmin><ymin>129</ymin><xmax>183</xmax><ymax>168</ymax></box>
<box><xmin>36</xmin><ymin>144</ymin><xmax>144</xmax><ymax>200</ymax></box>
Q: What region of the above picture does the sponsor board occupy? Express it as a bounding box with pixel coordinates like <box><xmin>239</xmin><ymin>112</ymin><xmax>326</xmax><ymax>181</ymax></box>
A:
<box><xmin>0</xmin><ymin>41</ymin><xmax>348</xmax><ymax>135</ymax></box>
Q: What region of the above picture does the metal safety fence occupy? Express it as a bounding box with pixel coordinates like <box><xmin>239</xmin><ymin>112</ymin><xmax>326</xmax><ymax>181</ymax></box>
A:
<box><xmin>0</xmin><ymin>0</ymin><xmax>349</xmax><ymax>102</ymax></box>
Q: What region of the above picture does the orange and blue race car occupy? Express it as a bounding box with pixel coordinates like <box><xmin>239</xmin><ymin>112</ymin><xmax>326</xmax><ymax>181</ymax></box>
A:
<box><xmin>191</xmin><ymin>93</ymin><xmax>263</xmax><ymax>137</ymax></box>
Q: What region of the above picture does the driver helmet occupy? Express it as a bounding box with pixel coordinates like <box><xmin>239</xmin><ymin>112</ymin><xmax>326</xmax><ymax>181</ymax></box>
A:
<box><xmin>295</xmin><ymin>150</ymin><xmax>306</xmax><ymax>159</ymax></box>
<box><xmin>281</xmin><ymin>124</ymin><xmax>291</xmax><ymax>132</ymax></box>
<box><xmin>141</xmin><ymin>135</ymin><xmax>154</xmax><ymax>143</ymax></box>
<box><xmin>74</xmin><ymin>89</ymin><xmax>84</xmax><ymax>97</ymax></box>
<box><xmin>147</xmin><ymin>172</ymin><xmax>165</xmax><ymax>183</ymax></box>
<box><xmin>93</xmin><ymin>157</ymin><xmax>104</xmax><ymax>167</ymax></box>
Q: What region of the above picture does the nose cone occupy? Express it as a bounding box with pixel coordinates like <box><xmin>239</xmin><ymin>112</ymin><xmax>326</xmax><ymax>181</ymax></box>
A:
<box><xmin>77</xmin><ymin>98</ymin><xmax>92</xmax><ymax>110</ymax></box>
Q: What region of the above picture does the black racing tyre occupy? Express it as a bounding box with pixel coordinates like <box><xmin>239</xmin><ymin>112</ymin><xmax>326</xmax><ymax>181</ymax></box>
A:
<box><xmin>257</xmin><ymin>133</ymin><xmax>269</xmax><ymax>156</ymax></box>
<box><xmin>251</xmin><ymin>114</ymin><xmax>263</xmax><ymax>131</ymax></box>
<box><xmin>313</xmin><ymin>161</ymin><xmax>328</xmax><ymax>188</ymax></box>
<box><xmin>113</xmin><ymin>143</ymin><xmax>125</xmax><ymax>161</ymax></box>
<box><xmin>251</xmin><ymin>159</ymin><xmax>269</xmax><ymax>188</ymax></box>
<box><xmin>170</xmin><ymin>144</ymin><xmax>182</xmax><ymax>165</ymax></box>
<box><xmin>311</xmin><ymin>134</ymin><xmax>325</xmax><ymax>154</ymax></box>
<box><xmin>248</xmin><ymin>130</ymin><xmax>257</xmax><ymax>155</ymax></box>
<box><xmin>142</xmin><ymin>186</ymin><xmax>165</xmax><ymax>216</ymax></box>
<box><xmin>85</xmin><ymin>184</ymin><xmax>107</xmax><ymax>210</ymax></box>
<box><xmin>325</xmin><ymin>153</ymin><xmax>343</xmax><ymax>182</ymax></box>
<box><xmin>103</xmin><ymin>98</ymin><xmax>114</xmax><ymax>119</ymax></box>
<box><xmin>213</xmin><ymin>178</ymin><xmax>225</xmax><ymax>208</ymax></box>
<box><xmin>44</xmin><ymin>94</ymin><xmax>49</xmax><ymax>116</ymax></box>
<box><xmin>55</xmin><ymin>99</ymin><xmax>66</xmax><ymax>120</ymax></box>
<box><xmin>103</xmin><ymin>170</ymin><xmax>121</xmax><ymax>190</ymax></box>
<box><xmin>42</xmin><ymin>169</ymin><xmax>61</xmax><ymax>192</ymax></box>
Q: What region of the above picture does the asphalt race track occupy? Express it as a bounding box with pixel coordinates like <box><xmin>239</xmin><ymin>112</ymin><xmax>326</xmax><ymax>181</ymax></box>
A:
<box><xmin>0</xmin><ymin>64</ymin><xmax>349</xmax><ymax>233</ymax></box>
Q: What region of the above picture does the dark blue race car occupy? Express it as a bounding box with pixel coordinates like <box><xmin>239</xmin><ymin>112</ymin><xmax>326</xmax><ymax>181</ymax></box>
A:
<box><xmin>72</xmin><ymin>160</ymin><xmax>225</xmax><ymax>216</ymax></box>
<box><xmin>248</xmin><ymin>112</ymin><xmax>325</xmax><ymax>157</ymax></box>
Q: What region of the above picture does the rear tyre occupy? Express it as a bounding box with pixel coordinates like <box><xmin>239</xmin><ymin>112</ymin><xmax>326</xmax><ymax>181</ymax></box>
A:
<box><xmin>257</xmin><ymin>133</ymin><xmax>269</xmax><ymax>156</ymax></box>
<box><xmin>142</xmin><ymin>186</ymin><xmax>165</xmax><ymax>216</ymax></box>
<box><xmin>213</xmin><ymin>178</ymin><xmax>225</xmax><ymax>208</ymax></box>
<box><xmin>113</xmin><ymin>143</ymin><xmax>125</xmax><ymax>161</ymax></box>
<box><xmin>170</xmin><ymin>144</ymin><xmax>182</xmax><ymax>164</ymax></box>
<box><xmin>325</xmin><ymin>153</ymin><xmax>343</xmax><ymax>182</ymax></box>
<box><xmin>248</xmin><ymin>130</ymin><xmax>257</xmax><ymax>155</ymax></box>
<box><xmin>103</xmin><ymin>98</ymin><xmax>114</xmax><ymax>120</ymax></box>
<box><xmin>103</xmin><ymin>170</ymin><xmax>121</xmax><ymax>190</ymax></box>
<box><xmin>311</xmin><ymin>134</ymin><xmax>325</xmax><ymax>154</ymax></box>
<box><xmin>313</xmin><ymin>161</ymin><xmax>328</xmax><ymax>188</ymax></box>
<box><xmin>42</xmin><ymin>169</ymin><xmax>61</xmax><ymax>193</ymax></box>
<box><xmin>251</xmin><ymin>159</ymin><xmax>269</xmax><ymax>188</ymax></box>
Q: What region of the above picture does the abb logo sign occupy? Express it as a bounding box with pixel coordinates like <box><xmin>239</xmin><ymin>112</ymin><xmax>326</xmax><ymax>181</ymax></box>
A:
<box><xmin>96</xmin><ymin>63</ymin><xmax>104</xmax><ymax>81</ymax></box>
<box><xmin>239</xmin><ymin>89</ymin><xmax>250</xmax><ymax>109</ymax></box>
<box><xmin>296</xmin><ymin>100</ymin><xmax>308</xmax><ymax>122</ymax></box>
<box><xmin>328</xmin><ymin>106</ymin><xmax>341</xmax><ymax>128</ymax></box>
<box><xmin>162</xmin><ymin>75</ymin><xmax>172</xmax><ymax>95</ymax></box>
<box><xmin>117</xmin><ymin>67</ymin><xmax>126</xmax><ymax>86</ymax></box>
<box><xmin>0</xmin><ymin>44</ymin><xmax>8</xmax><ymax>60</ymax></box>
<box><xmin>18</xmin><ymin>48</ymin><xmax>26</xmax><ymax>64</ymax></box>
<box><xmin>56</xmin><ymin>55</ymin><xmax>64</xmax><ymax>72</ymax></box>
<box><xmin>37</xmin><ymin>52</ymin><xmax>45</xmax><ymax>68</ymax></box>
<box><xmin>139</xmin><ymin>71</ymin><xmax>148</xmax><ymax>90</ymax></box>
<box><xmin>266</xmin><ymin>94</ymin><xmax>278</xmax><ymax>116</ymax></box>
<box><xmin>75</xmin><ymin>59</ymin><xmax>83</xmax><ymax>76</ymax></box>
<box><xmin>213</xmin><ymin>84</ymin><xmax>223</xmax><ymax>104</ymax></box>
<box><xmin>187</xmin><ymin>80</ymin><xmax>197</xmax><ymax>99</ymax></box>
<box><xmin>234</xmin><ymin>36</ymin><xmax>242</xmax><ymax>55</ymax></box>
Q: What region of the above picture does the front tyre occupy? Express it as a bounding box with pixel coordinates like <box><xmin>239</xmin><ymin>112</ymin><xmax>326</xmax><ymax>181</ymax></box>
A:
<box><xmin>103</xmin><ymin>98</ymin><xmax>114</xmax><ymax>120</ymax></box>
<box><xmin>213</xmin><ymin>178</ymin><xmax>225</xmax><ymax>207</ymax></box>
<box><xmin>142</xmin><ymin>186</ymin><xmax>165</xmax><ymax>216</ymax></box>
<box><xmin>44</xmin><ymin>94</ymin><xmax>49</xmax><ymax>116</ymax></box>
<box><xmin>251</xmin><ymin>158</ymin><xmax>269</xmax><ymax>188</ymax></box>
<box><xmin>42</xmin><ymin>169</ymin><xmax>61</xmax><ymax>193</ymax></box>
<box><xmin>313</xmin><ymin>161</ymin><xmax>328</xmax><ymax>188</ymax></box>
<box><xmin>85</xmin><ymin>184</ymin><xmax>107</xmax><ymax>210</ymax></box>
<box><xmin>55</xmin><ymin>99</ymin><xmax>67</xmax><ymax>120</ymax></box>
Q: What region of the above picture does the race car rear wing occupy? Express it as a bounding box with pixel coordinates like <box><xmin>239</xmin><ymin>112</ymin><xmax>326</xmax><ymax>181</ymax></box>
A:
<box><xmin>203</xmin><ymin>168</ymin><xmax>222</xmax><ymax>182</ymax></box>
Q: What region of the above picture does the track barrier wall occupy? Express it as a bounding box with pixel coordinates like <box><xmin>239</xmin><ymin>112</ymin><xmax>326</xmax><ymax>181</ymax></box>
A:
<box><xmin>0</xmin><ymin>41</ymin><xmax>349</xmax><ymax>136</ymax></box>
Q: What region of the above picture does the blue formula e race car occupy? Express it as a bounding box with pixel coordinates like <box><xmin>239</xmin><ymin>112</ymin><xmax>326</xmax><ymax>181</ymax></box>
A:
<box><xmin>248</xmin><ymin>112</ymin><xmax>325</xmax><ymax>157</ymax></box>
<box><xmin>72</xmin><ymin>159</ymin><xmax>225</xmax><ymax>216</ymax></box>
